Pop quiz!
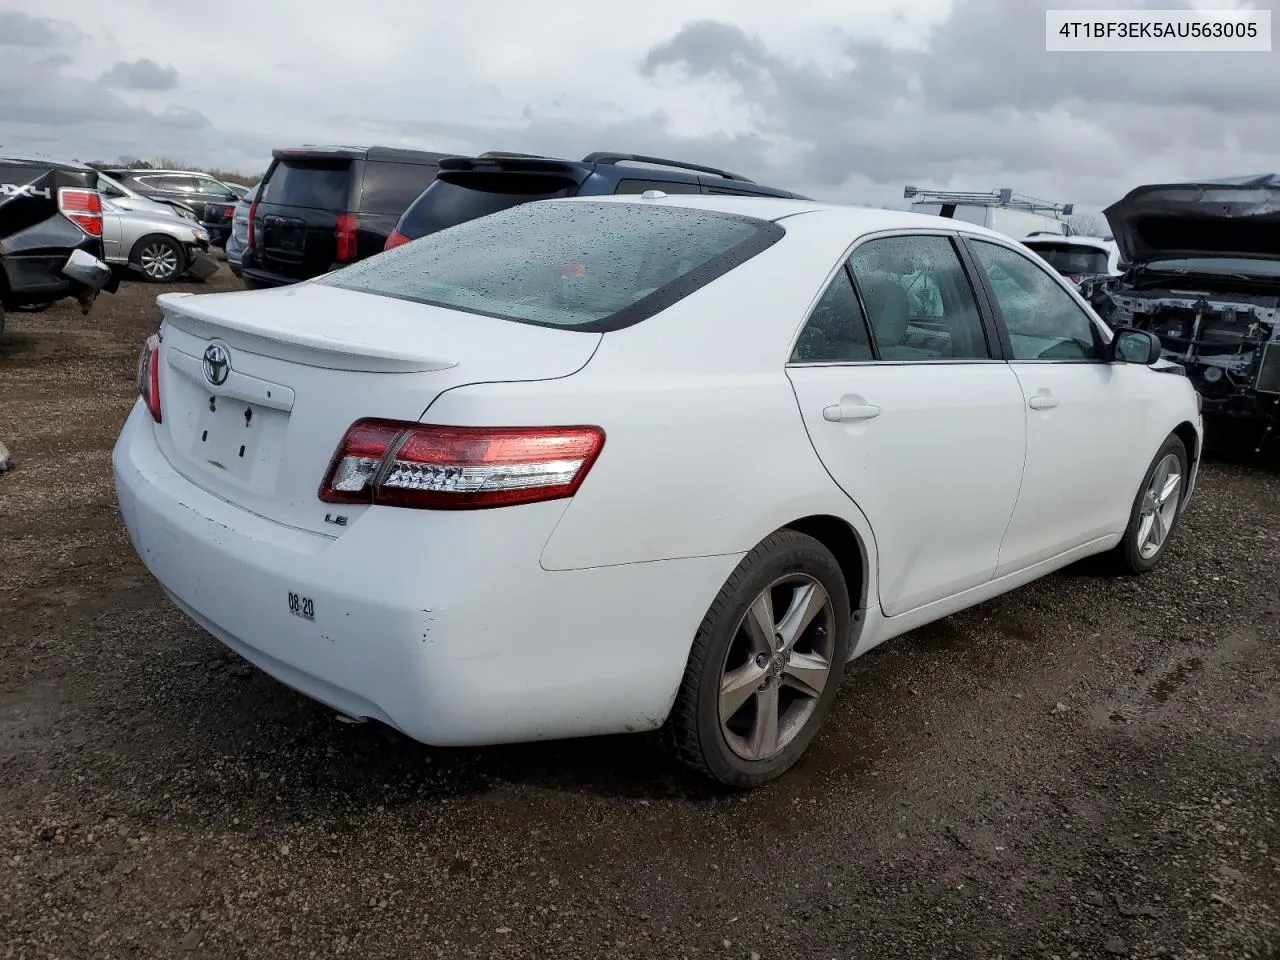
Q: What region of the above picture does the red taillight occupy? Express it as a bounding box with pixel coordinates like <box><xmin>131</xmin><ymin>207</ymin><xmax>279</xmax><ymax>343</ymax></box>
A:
<box><xmin>335</xmin><ymin>213</ymin><xmax>358</xmax><ymax>262</ymax></box>
<box><xmin>319</xmin><ymin>420</ymin><xmax>605</xmax><ymax>510</ymax></box>
<box><xmin>247</xmin><ymin>199</ymin><xmax>259</xmax><ymax>247</ymax></box>
<box><xmin>136</xmin><ymin>334</ymin><xmax>162</xmax><ymax>423</ymax></box>
<box><xmin>58</xmin><ymin>187</ymin><xmax>102</xmax><ymax>236</ymax></box>
<box><xmin>384</xmin><ymin>229</ymin><xmax>411</xmax><ymax>251</ymax></box>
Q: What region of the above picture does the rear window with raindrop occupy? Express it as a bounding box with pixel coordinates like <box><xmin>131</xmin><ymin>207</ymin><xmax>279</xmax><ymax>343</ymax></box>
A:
<box><xmin>315</xmin><ymin>200</ymin><xmax>785</xmax><ymax>331</ymax></box>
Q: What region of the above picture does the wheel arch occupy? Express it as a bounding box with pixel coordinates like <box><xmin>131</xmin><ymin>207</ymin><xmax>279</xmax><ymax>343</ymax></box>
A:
<box><xmin>128</xmin><ymin>231</ymin><xmax>183</xmax><ymax>261</ymax></box>
<box><xmin>778</xmin><ymin>514</ymin><xmax>870</xmax><ymax>619</ymax></box>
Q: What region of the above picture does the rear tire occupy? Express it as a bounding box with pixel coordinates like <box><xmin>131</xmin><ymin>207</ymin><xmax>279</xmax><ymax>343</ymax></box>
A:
<box><xmin>1109</xmin><ymin>434</ymin><xmax>1189</xmax><ymax>574</ymax></box>
<box><xmin>129</xmin><ymin>234</ymin><xmax>186</xmax><ymax>283</ymax></box>
<box><xmin>659</xmin><ymin>530</ymin><xmax>851</xmax><ymax>788</ymax></box>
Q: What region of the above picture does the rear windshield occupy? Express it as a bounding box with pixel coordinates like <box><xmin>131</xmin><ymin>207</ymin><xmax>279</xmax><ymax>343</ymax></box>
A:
<box><xmin>1026</xmin><ymin>243</ymin><xmax>1109</xmax><ymax>276</ymax></box>
<box><xmin>319</xmin><ymin>200</ymin><xmax>782</xmax><ymax>331</ymax></box>
<box><xmin>398</xmin><ymin>175</ymin><xmax>578</xmax><ymax>239</ymax></box>
<box><xmin>262</xmin><ymin>158</ymin><xmax>351</xmax><ymax>210</ymax></box>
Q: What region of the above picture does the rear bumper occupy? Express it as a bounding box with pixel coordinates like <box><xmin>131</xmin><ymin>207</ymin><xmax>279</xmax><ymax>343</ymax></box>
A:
<box><xmin>239</xmin><ymin>264</ymin><xmax>299</xmax><ymax>288</ymax></box>
<box><xmin>111</xmin><ymin>402</ymin><xmax>729</xmax><ymax>745</ymax></box>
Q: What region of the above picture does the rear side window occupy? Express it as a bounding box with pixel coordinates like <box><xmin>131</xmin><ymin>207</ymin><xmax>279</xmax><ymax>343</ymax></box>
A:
<box><xmin>397</xmin><ymin>175</ymin><xmax>577</xmax><ymax>238</ymax></box>
<box><xmin>262</xmin><ymin>158</ymin><xmax>352</xmax><ymax>210</ymax></box>
<box><xmin>320</xmin><ymin>201</ymin><xmax>783</xmax><ymax>331</ymax></box>
<box><xmin>359</xmin><ymin>161</ymin><xmax>440</xmax><ymax>215</ymax></box>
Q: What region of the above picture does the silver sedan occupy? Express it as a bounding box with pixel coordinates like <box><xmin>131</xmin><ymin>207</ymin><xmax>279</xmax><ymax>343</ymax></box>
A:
<box><xmin>100</xmin><ymin>198</ymin><xmax>221</xmax><ymax>283</ymax></box>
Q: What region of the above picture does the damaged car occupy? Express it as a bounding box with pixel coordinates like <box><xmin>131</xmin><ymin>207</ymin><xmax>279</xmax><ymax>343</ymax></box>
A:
<box><xmin>1082</xmin><ymin>174</ymin><xmax>1280</xmax><ymax>450</ymax></box>
<box><xmin>1</xmin><ymin>154</ymin><xmax>117</xmax><ymax>338</ymax></box>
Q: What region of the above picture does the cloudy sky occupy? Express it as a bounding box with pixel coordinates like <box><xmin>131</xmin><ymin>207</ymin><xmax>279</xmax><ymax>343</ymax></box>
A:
<box><xmin>0</xmin><ymin>0</ymin><xmax>1272</xmax><ymax>214</ymax></box>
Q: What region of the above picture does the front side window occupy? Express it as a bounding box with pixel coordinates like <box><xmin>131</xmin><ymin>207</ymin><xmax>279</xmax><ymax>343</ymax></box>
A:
<box><xmin>319</xmin><ymin>200</ymin><xmax>781</xmax><ymax>331</ymax></box>
<box><xmin>195</xmin><ymin>177</ymin><xmax>238</xmax><ymax>200</ymax></box>
<box><xmin>848</xmin><ymin>234</ymin><xmax>990</xmax><ymax>360</ymax></box>
<box><xmin>969</xmin><ymin>240</ymin><xmax>1103</xmax><ymax>361</ymax></box>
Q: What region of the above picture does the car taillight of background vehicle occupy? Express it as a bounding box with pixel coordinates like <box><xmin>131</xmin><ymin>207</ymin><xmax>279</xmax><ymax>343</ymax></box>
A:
<box><xmin>383</xmin><ymin>230</ymin><xmax>411</xmax><ymax>251</ymax></box>
<box><xmin>58</xmin><ymin>188</ymin><xmax>103</xmax><ymax>236</ymax></box>
<box><xmin>136</xmin><ymin>334</ymin><xmax>162</xmax><ymax>423</ymax></box>
<box><xmin>247</xmin><ymin>199</ymin><xmax>258</xmax><ymax>246</ymax></box>
<box><xmin>318</xmin><ymin>420</ymin><xmax>606</xmax><ymax>510</ymax></box>
<box><xmin>335</xmin><ymin>213</ymin><xmax>358</xmax><ymax>262</ymax></box>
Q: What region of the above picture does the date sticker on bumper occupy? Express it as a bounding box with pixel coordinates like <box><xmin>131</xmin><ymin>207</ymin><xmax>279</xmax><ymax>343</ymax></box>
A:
<box><xmin>288</xmin><ymin>591</ymin><xmax>315</xmax><ymax>621</ymax></box>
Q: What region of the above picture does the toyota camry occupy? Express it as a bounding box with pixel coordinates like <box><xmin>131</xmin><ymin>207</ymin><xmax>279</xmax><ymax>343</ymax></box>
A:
<box><xmin>113</xmin><ymin>193</ymin><xmax>1202</xmax><ymax>786</ymax></box>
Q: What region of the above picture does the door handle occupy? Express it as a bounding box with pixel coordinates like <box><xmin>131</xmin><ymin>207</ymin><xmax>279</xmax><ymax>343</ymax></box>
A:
<box><xmin>823</xmin><ymin>401</ymin><xmax>882</xmax><ymax>422</ymax></box>
<box><xmin>1028</xmin><ymin>394</ymin><xmax>1059</xmax><ymax>410</ymax></box>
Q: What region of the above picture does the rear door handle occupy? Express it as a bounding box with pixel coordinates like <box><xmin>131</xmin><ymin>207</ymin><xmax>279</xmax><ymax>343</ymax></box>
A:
<box><xmin>1028</xmin><ymin>394</ymin><xmax>1059</xmax><ymax>410</ymax></box>
<box><xmin>823</xmin><ymin>400</ymin><xmax>882</xmax><ymax>422</ymax></box>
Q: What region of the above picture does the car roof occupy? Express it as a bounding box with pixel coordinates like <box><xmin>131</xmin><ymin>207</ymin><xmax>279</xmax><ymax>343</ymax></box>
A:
<box><xmin>0</xmin><ymin>154</ymin><xmax>95</xmax><ymax>172</ymax></box>
<box><xmin>271</xmin><ymin>145</ymin><xmax>450</xmax><ymax>164</ymax></box>
<box><xmin>551</xmin><ymin>192</ymin><xmax>1025</xmax><ymax>241</ymax></box>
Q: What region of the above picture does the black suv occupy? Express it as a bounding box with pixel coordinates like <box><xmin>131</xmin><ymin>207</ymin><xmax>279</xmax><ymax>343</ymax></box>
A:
<box><xmin>0</xmin><ymin>155</ymin><xmax>117</xmax><ymax>337</ymax></box>
<box><xmin>100</xmin><ymin>168</ymin><xmax>244</xmax><ymax>246</ymax></box>
<box><xmin>385</xmin><ymin>151</ymin><xmax>809</xmax><ymax>249</ymax></box>
<box><xmin>239</xmin><ymin>145</ymin><xmax>449</xmax><ymax>289</ymax></box>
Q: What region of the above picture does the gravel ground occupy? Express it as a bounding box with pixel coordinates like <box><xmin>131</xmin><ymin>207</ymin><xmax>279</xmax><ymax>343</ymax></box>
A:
<box><xmin>1</xmin><ymin>267</ymin><xmax>1278</xmax><ymax>960</ymax></box>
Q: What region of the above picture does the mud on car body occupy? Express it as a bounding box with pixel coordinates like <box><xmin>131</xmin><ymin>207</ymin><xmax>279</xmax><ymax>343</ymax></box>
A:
<box><xmin>0</xmin><ymin>155</ymin><xmax>117</xmax><ymax>336</ymax></box>
<box><xmin>1082</xmin><ymin>174</ymin><xmax>1280</xmax><ymax>448</ymax></box>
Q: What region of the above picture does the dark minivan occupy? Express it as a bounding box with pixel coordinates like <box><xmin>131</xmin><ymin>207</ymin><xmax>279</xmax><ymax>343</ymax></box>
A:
<box><xmin>240</xmin><ymin>145</ymin><xmax>448</xmax><ymax>289</ymax></box>
<box><xmin>385</xmin><ymin>151</ymin><xmax>809</xmax><ymax>249</ymax></box>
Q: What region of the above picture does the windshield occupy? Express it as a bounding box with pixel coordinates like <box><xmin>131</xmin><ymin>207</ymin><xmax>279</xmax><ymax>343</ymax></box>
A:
<box><xmin>1026</xmin><ymin>243</ymin><xmax>1109</xmax><ymax>276</ymax></box>
<box><xmin>319</xmin><ymin>200</ymin><xmax>781</xmax><ymax>331</ymax></box>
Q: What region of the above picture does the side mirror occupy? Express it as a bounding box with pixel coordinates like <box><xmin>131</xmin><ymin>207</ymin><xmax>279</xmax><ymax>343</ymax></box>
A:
<box><xmin>1109</xmin><ymin>327</ymin><xmax>1162</xmax><ymax>365</ymax></box>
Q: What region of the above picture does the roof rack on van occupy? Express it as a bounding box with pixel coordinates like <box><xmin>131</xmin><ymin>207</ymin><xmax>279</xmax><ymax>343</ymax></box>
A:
<box><xmin>903</xmin><ymin>185</ymin><xmax>1074</xmax><ymax>217</ymax></box>
<box><xmin>479</xmin><ymin>151</ymin><xmax>549</xmax><ymax>159</ymax></box>
<box><xmin>583</xmin><ymin>152</ymin><xmax>754</xmax><ymax>183</ymax></box>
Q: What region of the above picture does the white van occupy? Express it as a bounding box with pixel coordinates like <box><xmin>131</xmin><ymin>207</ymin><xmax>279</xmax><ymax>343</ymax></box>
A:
<box><xmin>903</xmin><ymin>186</ymin><xmax>1072</xmax><ymax>241</ymax></box>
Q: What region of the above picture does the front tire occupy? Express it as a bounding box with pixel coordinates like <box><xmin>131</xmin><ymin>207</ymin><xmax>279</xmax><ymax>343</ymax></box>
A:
<box><xmin>660</xmin><ymin>530</ymin><xmax>851</xmax><ymax>788</ymax></box>
<box><xmin>130</xmin><ymin>234</ymin><xmax>186</xmax><ymax>283</ymax></box>
<box><xmin>1111</xmin><ymin>434</ymin><xmax>1189</xmax><ymax>574</ymax></box>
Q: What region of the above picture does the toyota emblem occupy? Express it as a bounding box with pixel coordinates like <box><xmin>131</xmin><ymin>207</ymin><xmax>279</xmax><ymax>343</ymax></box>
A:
<box><xmin>202</xmin><ymin>343</ymin><xmax>231</xmax><ymax>386</ymax></box>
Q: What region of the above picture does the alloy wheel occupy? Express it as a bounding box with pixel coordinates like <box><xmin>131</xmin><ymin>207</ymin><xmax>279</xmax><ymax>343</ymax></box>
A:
<box><xmin>718</xmin><ymin>574</ymin><xmax>836</xmax><ymax>762</ymax></box>
<box><xmin>140</xmin><ymin>242</ymin><xmax>179</xmax><ymax>281</ymax></box>
<box><xmin>1137</xmin><ymin>452</ymin><xmax>1182</xmax><ymax>560</ymax></box>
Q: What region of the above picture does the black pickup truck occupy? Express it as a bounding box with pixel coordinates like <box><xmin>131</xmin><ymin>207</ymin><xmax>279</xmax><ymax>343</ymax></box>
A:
<box><xmin>0</xmin><ymin>155</ymin><xmax>117</xmax><ymax>336</ymax></box>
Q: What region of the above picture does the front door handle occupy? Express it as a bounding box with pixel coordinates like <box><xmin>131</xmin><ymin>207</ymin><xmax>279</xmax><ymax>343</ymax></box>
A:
<box><xmin>823</xmin><ymin>400</ymin><xmax>882</xmax><ymax>422</ymax></box>
<box><xmin>1028</xmin><ymin>394</ymin><xmax>1059</xmax><ymax>410</ymax></box>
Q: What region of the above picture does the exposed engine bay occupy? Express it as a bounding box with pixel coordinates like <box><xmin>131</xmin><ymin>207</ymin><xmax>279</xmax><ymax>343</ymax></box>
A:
<box><xmin>1088</xmin><ymin>174</ymin><xmax>1280</xmax><ymax>450</ymax></box>
<box><xmin>1084</xmin><ymin>281</ymin><xmax>1280</xmax><ymax>417</ymax></box>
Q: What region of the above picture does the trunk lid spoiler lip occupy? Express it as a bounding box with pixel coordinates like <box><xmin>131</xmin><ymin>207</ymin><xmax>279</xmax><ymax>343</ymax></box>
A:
<box><xmin>156</xmin><ymin>290</ymin><xmax>461</xmax><ymax>374</ymax></box>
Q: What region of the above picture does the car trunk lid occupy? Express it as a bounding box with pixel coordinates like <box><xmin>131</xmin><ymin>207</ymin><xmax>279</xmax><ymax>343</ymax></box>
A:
<box><xmin>152</xmin><ymin>283</ymin><xmax>601</xmax><ymax>535</ymax></box>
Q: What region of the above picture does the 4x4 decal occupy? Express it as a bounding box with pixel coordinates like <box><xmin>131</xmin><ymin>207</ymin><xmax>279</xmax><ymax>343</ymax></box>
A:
<box><xmin>0</xmin><ymin>183</ymin><xmax>53</xmax><ymax>199</ymax></box>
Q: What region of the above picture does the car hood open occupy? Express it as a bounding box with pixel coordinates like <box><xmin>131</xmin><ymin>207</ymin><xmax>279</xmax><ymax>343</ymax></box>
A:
<box><xmin>1103</xmin><ymin>174</ymin><xmax>1280</xmax><ymax>267</ymax></box>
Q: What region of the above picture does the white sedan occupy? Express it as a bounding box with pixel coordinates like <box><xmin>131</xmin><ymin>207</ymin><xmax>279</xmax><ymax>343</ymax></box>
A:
<box><xmin>113</xmin><ymin>194</ymin><xmax>1202</xmax><ymax>787</ymax></box>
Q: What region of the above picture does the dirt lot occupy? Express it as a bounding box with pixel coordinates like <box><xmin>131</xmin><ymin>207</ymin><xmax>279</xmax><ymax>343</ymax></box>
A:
<box><xmin>1</xmin><ymin>266</ymin><xmax>1278</xmax><ymax>960</ymax></box>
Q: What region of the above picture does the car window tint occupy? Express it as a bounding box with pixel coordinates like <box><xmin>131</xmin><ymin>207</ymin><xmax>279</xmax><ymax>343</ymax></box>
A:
<box><xmin>1024</xmin><ymin>243</ymin><xmax>1110</xmax><ymax>277</ymax></box>
<box><xmin>790</xmin><ymin>268</ymin><xmax>874</xmax><ymax>363</ymax></box>
<box><xmin>263</xmin><ymin>159</ymin><xmax>352</xmax><ymax>210</ymax></box>
<box><xmin>613</xmin><ymin>178</ymin><xmax>701</xmax><ymax>195</ymax></box>
<box><xmin>969</xmin><ymin>240</ymin><xmax>1103</xmax><ymax>361</ymax></box>
<box><xmin>161</xmin><ymin>176</ymin><xmax>199</xmax><ymax>194</ymax></box>
<box><xmin>848</xmin><ymin>235</ymin><xmax>990</xmax><ymax>360</ymax></box>
<box><xmin>360</xmin><ymin>161</ymin><xmax>441</xmax><ymax>215</ymax></box>
<box><xmin>320</xmin><ymin>201</ymin><xmax>776</xmax><ymax>330</ymax></box>
<box><xmin>397</xmin><ymin>176</ymin><xmax>577</xmax><ymax>239</ymax></box>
